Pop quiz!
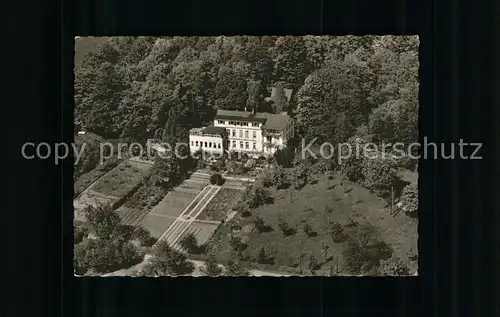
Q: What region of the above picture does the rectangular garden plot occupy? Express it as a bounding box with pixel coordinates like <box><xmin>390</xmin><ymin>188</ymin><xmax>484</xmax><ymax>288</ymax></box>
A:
<box><xmin>196</xmin><ymin>188</ymin><xmax>243</xmax><ymax>221</ymax></box>
<box><xmin>140</xmin><ymin>214</ymin><xmax>177</xmax><ymax>239</ymax></box>
<box><xmin>91</xmin><ymin>160</ymin><xmax>152</xmax><ymax>199</ymax></box>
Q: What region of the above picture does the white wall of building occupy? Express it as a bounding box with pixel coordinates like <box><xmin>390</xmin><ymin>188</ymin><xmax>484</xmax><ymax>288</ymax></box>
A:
<box><xmin>208</xmin><ymin>117</ymin><xmax>295</xmax><ymax>156</ymax></box>
<box><xmin>214</xmin><ymin>119</ymin><xmax>264</xmax><ymax>153</ymax></box>
<box><xmin>188</xmin><ymin>134</ymin><xmax>225</xmax><ymax>154</ymax></box>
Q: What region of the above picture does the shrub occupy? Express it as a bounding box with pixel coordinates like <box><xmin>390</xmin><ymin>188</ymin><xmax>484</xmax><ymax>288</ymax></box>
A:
<box><xmin>210</xmin><ymin>173</ymin><xmax>224</xmax><ymax>185</ymax></box>
<box><xmin>241</xmin><ymin>184</ymin><xmax>270</xmax><ymax>209</ymax></box>
<box><xmin>291</xmin><ymin>162</ymin><xmax>309</xmax><ymax>189</ymax></box>
<box><xmin>271</xmin><ymin>166</ymin><xmax>288</xmax><ymax>189</ymax></box>
<box><xmin>329</xmin><ymin>221</ymin><xmax>346</xmax><ymax>242</ymax></box>
<box><xmin>303</xmin><ymin>224</ymin><xmax>316</xmax><ymax>237</ymax></box>
<box><xmin>278</xmin><ymin>218</ymin><xmax>296</xmax><ymax>236</ymax></box>
<box><xmin>398</xmin><ymin>182</ymin><xmax>418</xmax><ymax>218</ymax></box>
<box><xmin>133</xmin><ymin>227</ymin><xmax>155</xmax><ymax>247</ymax></box>
<box><xmin>361</xmin><ymin>157</ymin><xmax>399</xmax><ymax>199</ymax></box>
<box><xmin>308</xmin><ymin>254</ymin><xmax>320</xmax><ymax>271</ymax></box>
<box><xmin>74</xmin><ymin>238</ymin><xmax>142</xmax><ymax>274</ymax></box>
<box><xmin>257</xmin><ymin>168</ymin><xmax>273</xmax><ymax>187</ymax></box>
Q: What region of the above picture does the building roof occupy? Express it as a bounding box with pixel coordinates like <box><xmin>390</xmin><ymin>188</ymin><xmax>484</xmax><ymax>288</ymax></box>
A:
<box><xmin>201</xmin><ymin>126</ymin><xmax>227</xmax><ymax>135</ymax></box>
<box><xmin>215</xmin><ymin>110</ymin><xmax>291</xmax><ymax>130</ymax></box>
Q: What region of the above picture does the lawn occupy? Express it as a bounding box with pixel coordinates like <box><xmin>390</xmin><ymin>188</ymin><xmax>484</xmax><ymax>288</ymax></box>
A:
<box><xmin>74</xmin><ymin>158</ymin><xmax>123</xmax><ymax>197</ymax></box>
<box><xmin>206</xmin><ymin>170</ymin><xmax>418</xmax><ymax>275</ymax></box>
<box><xmin>91</xmin><ymin>160</ymin><xmax>152</xmax><ymax>199</ymax></box>
<box><xmin>197</xmin><ymin>188</ymin><xmax>243</xmax><ymax>221</ymax></box>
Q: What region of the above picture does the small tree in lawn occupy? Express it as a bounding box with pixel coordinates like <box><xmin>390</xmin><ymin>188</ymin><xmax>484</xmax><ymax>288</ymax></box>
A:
<box><xmin>321</xmin><ymin>242</ymin><xmax>330</xmax><ymax>259</ymax></box>
<box><xmin>278</xmin><ymin>218</ymin><xmax>290</xmax><ymax>235</ymax></box>
<box><xmin>271</xmin><ymin>166</ymin><xmax>288</xmax><ymax>189</ymax></box>
<box><xmin>201</xmin><ymin>253</ymin><xmax>222</xmax><ymax>277</ymax></box>
<box><xmin>308</xmin><ymin>254</ymin><xmax>319</xmax><ymax>272</ymax></box>
<box><xmin>257</xmin><ymin>247</ymin><xmax>268</xmax><ymax>264</ymax></box>
<box><xmin>330</xmin><ymin>221</ymin><xmax>346</xmax><ymax>243</ymax></box>
<box><xmin>303</xmin><ymin>223</ymin><xmax>315</xmax><ymax>237</ymax></box>
<box><xmin>292</xmin><ymin>162</ymin><xmax>309</xmax><ymax>189</ymax></box>
<box><xmin>398</xmin><ymin>182</ymin><xmax>418</xmax><ymax>218</ymax></box>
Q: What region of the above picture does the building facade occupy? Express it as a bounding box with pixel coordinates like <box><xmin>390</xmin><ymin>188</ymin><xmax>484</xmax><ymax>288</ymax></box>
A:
<box><xmin>189</xmin><ymin>109</ymin><xmax>294</xmax><ymax>157</ymax></box>
<box><xmin>188</xmin><ymin>126</ymin><xmax>228</xmax><ymax>156</ymax></box>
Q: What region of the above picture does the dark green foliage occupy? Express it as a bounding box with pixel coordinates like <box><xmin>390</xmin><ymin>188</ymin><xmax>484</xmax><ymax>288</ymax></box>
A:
<box><xmin>141</xmin><ymin>240</ymin><xmax>194</xmax><ymax>276</ymax></box>
<box><xmin>274</xmin><ymin>146</ymin><xmax>296</xmax><ymax>168</ymax></box>
<box><xmin>278</xmin><ymin>218</ymin><xmax>296</xmax><ymax>236</ymax></box>
<box><xmin>74</xmin><ymin>238</ymin><xmax>142</xmax><ymax>273</ymax></box>
<box><xmin>330</xmin><ymin>221</ymin><xmax>346</xmax><ymax>243</ymax></box>
<box><xmin>240</xmin><ymin>184</ymin><xmax>270</xmax><ymax>209</ymax></box>
<box><xmin>308</xmin><ymin>254</ymin><xmax>320</xmax><ymax>271</ymax></box>
<box><xmin>398</xmin><ymin>182</ymin><xmax>418</xmax><ymax>218</ymax></box>
<box><xmin>342</xmin><ymin>223</ymin><xmax>393</xmax><ymax>274</ymax></box>
<box><xmin>82</xmin><ymin>204</ymin><xmax>122</xmax><ymax>241</ymax></box>
<box><xmin>303</xmin><ymin>223</ymin><xmax>316</xmax><ymax>237</ymax></box>
<box><xmin>132</xmin><ymin>227</ymin><xmax>156</xmax><ymax>247</ymax></box>
<box><xmin>75</xmin><ymin>35</ymin><xmax>418</xmax><ymax>161</ymax></box>
<box><xmin>149</xmin><ymin>156</ymin><xmax>183</xmax><ymax>188</ymax></box>
<box><xmin>210</xmin><ymin>173</ymin><xmax>224</xmax><ymax>185</ymax></box>
<box><xmin>292</xmin><ymin>162</ymin><xmax>309</xmax><ymax>189</ymax></box>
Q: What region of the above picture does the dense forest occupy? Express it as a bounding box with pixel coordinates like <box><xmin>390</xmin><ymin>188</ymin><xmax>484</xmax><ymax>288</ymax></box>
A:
<box><xmin>75</xmin><ymin>35</ymin><xmax>419</xmax><ymax>147</ymax></box>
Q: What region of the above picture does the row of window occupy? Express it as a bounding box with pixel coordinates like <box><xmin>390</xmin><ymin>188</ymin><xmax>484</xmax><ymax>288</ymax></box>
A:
<box><xmin>231</xmin><ymin>140</ymin><xmax>257</xmax><ymax>150</ymax></box>
<box><xmin>228</xmin><ymin>129</ymin><xmax>258</xmax><ymax>139</ymax></box>
<box><xmin>191</xmin><ymin>141</ymin><xmax>222</xmax><ymax>149</ymax></box>
<box><xmin>218</xmin><ymin>120</ymin><xmax>259</xmax><ymax>127</ymax></box>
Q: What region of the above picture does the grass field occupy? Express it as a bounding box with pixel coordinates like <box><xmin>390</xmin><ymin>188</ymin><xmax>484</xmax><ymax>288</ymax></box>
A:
<box><xmin>91</xmin><ymin>160</ymin><xmax>152</xmax><ymax>198</ymax></box>
<box><xmin>197</xmin><ymin>188</ymin><xmax>243</xmax><ymax>221</ymax></box>
<box><xmin>207</xmin><ymin>170</ymin><xmax>418</xmax><ymax>275</ymax></box>
<box><xmin>74</xmin><ymin>159</ymin><xmax>123</xmax><ymax>197</ymax></box>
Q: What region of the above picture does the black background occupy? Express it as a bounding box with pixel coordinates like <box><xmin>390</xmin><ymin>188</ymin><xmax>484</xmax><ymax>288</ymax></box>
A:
<box><xmin>3</xmin><ymin>0</ymin><xmax>499</xmax><ymax>316</ymax></box>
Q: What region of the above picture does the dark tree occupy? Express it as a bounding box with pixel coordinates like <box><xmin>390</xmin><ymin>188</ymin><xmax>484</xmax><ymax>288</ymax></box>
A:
<box><xmin>82</xmin><ymin>204</ymin><xmax>122</xmax><ymax>241</ymax></box>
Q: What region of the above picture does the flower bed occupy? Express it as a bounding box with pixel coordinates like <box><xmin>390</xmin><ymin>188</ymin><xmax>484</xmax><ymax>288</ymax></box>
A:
<box><xmin>197</xmin><ymin>188</ymin><xmax>243</xmax><ymax>221</ymax></box>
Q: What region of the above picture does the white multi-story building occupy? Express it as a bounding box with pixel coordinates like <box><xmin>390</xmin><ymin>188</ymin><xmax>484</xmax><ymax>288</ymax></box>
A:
<box><xmin>188</xmin><ymin>126</ymin><xmax>228</xmax><ymax>156</ymax></box>
<box><xmin>189</xmin><ymin>109</ymin><xmax>294</xmax><ymax>157</ymax></box>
